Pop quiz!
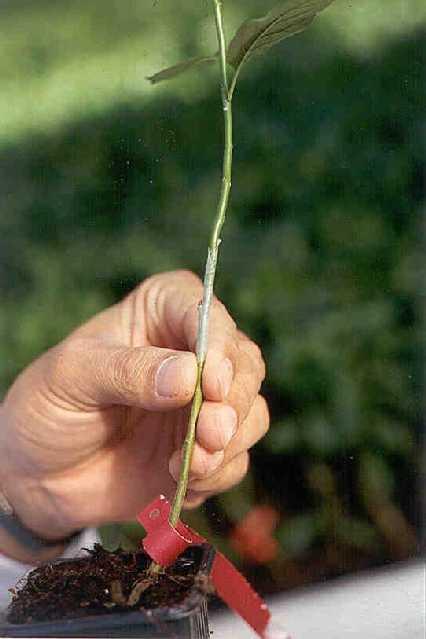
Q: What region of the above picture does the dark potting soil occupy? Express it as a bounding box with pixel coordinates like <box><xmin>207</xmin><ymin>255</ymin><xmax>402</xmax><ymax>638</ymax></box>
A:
<box><xmin>7</xmin><ymin>544</ymin><xmax>212</xmax><ymax>625</ymax></box>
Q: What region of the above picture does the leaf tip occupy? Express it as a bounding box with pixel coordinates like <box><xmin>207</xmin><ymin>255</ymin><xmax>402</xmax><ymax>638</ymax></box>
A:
<box><xmin>146</xmin><ymin>74</ymin><xmax>158</xmax><ymax>85</ymax></box>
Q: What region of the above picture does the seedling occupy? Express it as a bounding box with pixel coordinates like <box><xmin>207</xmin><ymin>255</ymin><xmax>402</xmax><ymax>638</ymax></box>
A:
<box><xmin>99</xmin><ymin>0</ymin><xmax>336</xmax><ymax>558</ymax></box>
<box><xmin>149</xmin><ymin>0</ymin><xmax>336</xmax><ymax>532</ymax></box>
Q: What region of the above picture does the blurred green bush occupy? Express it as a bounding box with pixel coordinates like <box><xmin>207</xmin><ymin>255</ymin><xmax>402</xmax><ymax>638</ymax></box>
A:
<box><xmin>0</xmin><ymin>1</ymin><xmax>423</xmax><ymax>588</ymax></box>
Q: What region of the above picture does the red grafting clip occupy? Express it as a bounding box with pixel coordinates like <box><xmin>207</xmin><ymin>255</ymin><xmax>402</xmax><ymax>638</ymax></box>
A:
<box><xmin>138</xmin><ymin>495</ymin><xmax>197</xmax><ymax>566</ymax></box>
<box><xmin>137</xmin><ymin>495</ymin><xmax>274</xmax><ymax>638</ymax></box>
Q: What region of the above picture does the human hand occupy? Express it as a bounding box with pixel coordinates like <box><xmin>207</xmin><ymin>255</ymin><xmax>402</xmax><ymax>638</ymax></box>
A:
<box><xmin>0</xmin><ymin>271</ymin><xmax>268</xmax><ymax>547</ymax></box>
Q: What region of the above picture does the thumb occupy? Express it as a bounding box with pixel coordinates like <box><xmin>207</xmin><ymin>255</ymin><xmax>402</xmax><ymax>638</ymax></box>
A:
<box><xmin>50</xmin><ymin>339</ymin><xmax>197</xmax><ymax>411</ymax></box>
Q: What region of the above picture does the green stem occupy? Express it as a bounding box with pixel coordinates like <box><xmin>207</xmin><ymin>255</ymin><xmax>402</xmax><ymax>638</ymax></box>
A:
<box><xmin>169</xmin><ymin>0</ymin><xmax>233</xmax><ymax>528</ymax></box>
<box><xmin>169</xmin><ymin>365</ymin><xmax>203</xmax><ymax>527</ymax></box>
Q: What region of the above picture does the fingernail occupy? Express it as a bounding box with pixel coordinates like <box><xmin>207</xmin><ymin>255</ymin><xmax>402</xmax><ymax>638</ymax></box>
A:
<box><xmin>217</xmin><ymin>406</ymin><xmax>238</xmax><ymax>447</ymax></box>
<box><xmin>156</xmin><ymin>354</ymin><xmax>192</xmax><ymax>398</ymax></box>
<box><xmin>217</xmin><ymin>358</ymin><xmax>233</xmax><ymax>399</ymax></box>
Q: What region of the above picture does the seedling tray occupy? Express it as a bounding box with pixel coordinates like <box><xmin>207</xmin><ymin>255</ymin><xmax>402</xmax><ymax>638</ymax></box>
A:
<box><xmin>0</xmin><ymin>545</ymin><xmax>214</xmax><ymax>638</ymax></box>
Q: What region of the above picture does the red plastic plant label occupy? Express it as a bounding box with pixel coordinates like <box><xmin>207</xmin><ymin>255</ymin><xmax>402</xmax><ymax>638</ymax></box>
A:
<box><xmin>138</xmin><ymin>495</ymin><xmax>278</xmax><ymax>638</ymax></box>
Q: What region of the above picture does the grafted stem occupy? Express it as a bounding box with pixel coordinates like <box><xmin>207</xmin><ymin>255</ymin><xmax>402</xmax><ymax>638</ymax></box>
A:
<box><xmin>169</xmin><ymin>0</ymin><xmax>233</xmax><ymax>528</ymax></box>
<box><xmin>148</xmin><ymin>0</ymin><xmax>232</xmax><ymax>577</ymax></box>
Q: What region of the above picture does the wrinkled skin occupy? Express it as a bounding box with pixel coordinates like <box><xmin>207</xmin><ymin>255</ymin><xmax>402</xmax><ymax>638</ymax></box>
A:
<box><xmin>0</xmin><ymin>271</ymin><xmax>268</xmax><ymax>541</ymax></box>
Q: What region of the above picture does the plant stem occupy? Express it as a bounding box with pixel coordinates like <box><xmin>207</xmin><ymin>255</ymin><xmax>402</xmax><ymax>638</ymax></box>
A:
<box><xmin>169</xmin><ymin>0</ymin><xmax>233</xmax><ymax>528</ymax></box>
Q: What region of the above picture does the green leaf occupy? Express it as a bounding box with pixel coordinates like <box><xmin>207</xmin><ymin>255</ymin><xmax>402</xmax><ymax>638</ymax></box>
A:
<box><xmin>303</xmin><ymin>414</ymin><xmax>340</xmax><ymax>456</ymax></box>
<box><xmin>359</xmin><ymin>452</ymin><xmax>394</xmax><ymax>504</ymax></box>
<box><xmin>263</xmin><ymin>419</ymin><xmax>301</xmax><ymax>453</ymax></box>
<box><xmin>147</xmin><ymin>55</ymin><xmax>216</xmax><ymax>85</ymax></box>
<box><xmin>277</xmin><ymin>513</ymin><xmax>318</xmax><ymax>557</ymax></box>
<box><xmin>119</xmin><ymin>534</ymin><xmax>140</xmax><ymax>552</ymax></box>
<box><xmin>372</xmin><ymin>418</ymin><xmax>414</xmax><ymax>455</ymax></box>
<box><xmin>98</xmin><ymin>522</ymin><xmax>143</xmax><ymax>552</ymax></box>
<box><xmin>336</xmin><ymin>516</ymin><xmax>379</xmax><ymax>551</ymax></box>
<box><xmin>120</xmin><ymin>521</ymin><xmax>145</xmax><ymax>543</ymax></box>
<box><xmin>98</xmin><ymin>523</ymin><xmax>122</xmax><ymax>552</ymax></box>
<box><xmin>147</xmin><ymin>1</ymin><xmax>334</xmax><ymax>87</ymax></box>
<box><xmin>227</xmin><ymin>0</ymin><xmax>335</xmax><ymax>71</ymax></box>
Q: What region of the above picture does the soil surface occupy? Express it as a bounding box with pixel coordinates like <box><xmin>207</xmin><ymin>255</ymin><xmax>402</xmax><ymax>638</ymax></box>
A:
<box><xmin>7</xmin><ymin>544</ymin><xmax>210</xmax><ymax>625</ymax></box>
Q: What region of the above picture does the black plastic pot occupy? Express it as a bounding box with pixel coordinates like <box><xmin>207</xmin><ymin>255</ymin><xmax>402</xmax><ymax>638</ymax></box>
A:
<box><xmin>0</xmin><ymin>545</ymin><xmax>214</xmax><ymax>638</ymax></box>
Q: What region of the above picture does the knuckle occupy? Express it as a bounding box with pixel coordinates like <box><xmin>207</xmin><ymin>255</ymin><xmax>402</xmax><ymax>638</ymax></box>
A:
<box><xmin>237</xmin><ymin>348</ymin><xmax>255</xmax><ymax>376</ymax></box>
<box><xmin>174</xmin><ymin>269</ymin><xmax>202</xmax><ymax>286</ymax></box>
<box><xmin>248</xmin><ymin>339</ymin><xmax>263</xmax><ymax>362</ymax></box>
<box><xmin>193</xmin><ymin>452</ymin><xmax>249</xmax><ymax>493</ymax></box>
<box><xmin>218</xmin><ymin>453</ymin><xmax>249</xmax><ymax>492</ymax></box>
<box><xmin>256</xmin><ymin>395</ymin><xmax>270</xmax><ymax>434</ymax></box>
<box><xmin>253</xmin><ymin>344</ymin><xmax>266</xmax><ymax>380</ymax></box>
<box><xmin>112</xmin><ymin>349</ymin><xmax>144</xmax><ymax>399</ymax></box>
<box><xmin>240</xmin><ymin>336</ymin><xmax>266</xmax><ymax>380</ymax></box>
<box><xmin>133</xmin><ymin>270</ymin><xmax>201</xmax><ymax>301</ymax></box>
<box><xmin>191</xmin><ymin>458</ymin><xmax>209</xmax><ymax>479</ymax></box>
<box><xmin>47</xmin><ymin>339</ymin><xmax>80</xmax><ymax>386</ymax></box>
<box><xmin>129</xmin><ymin>274</ymin><xmax>162</xmax><ymax>301</ymax></box>
<box><xmin>229</xmin><ymin>383</ymin><xmax>253</xmax><ymax>426</ymax></box>
<box><xmin>46</xmin><ymin>346</ymin><xmax>66</xmax><ymax>386</ymax></box>
<box><xmin>259</xmin><ymin>355</ymin><xmax>266</xmax><ymax>382</ymax></box>
<box><xmin>192</xmin><ymin>448</ymin><xmax>224</xmax><ymax>479</ymax></box>
<box><xmin>212</xmin><ymin>298</ymin><xmax>237</xmax><ymax>332</ymax></box>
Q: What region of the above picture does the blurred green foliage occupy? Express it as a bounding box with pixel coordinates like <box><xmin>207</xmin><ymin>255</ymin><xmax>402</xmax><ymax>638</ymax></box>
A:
<box><xmin>0</xmin><ymin>0</ymin><xmax>423</xmax><ymax>586</ymax></box>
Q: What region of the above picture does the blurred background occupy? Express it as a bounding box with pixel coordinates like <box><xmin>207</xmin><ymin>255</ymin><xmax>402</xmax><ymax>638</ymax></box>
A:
<box><xmin>0</xmin><ymin>0</ymin><xmax>424</xmax><ymax>594</ymax></box>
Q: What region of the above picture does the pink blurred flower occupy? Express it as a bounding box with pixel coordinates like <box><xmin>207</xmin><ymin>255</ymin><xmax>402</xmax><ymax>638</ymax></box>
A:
<box><xmin>230</xmin><ymin>505</ymin><xmax>280</xmax><ymax>564</ymax></box>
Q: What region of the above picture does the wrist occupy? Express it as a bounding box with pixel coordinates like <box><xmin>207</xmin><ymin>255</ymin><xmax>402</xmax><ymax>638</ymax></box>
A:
<box><xmin>0</xmin><ymin>488</ymin><xmax>82</xmax><ymax>564</ymax></box>
<box><xmin>0</xmin><ymin>404</ymin><xmax>82</xmax><ymax>561</ymax></box>
<box><xmin>0</xmin><ymin>475</ymin><xmax>82</xmax><ymax>564</ymax></box>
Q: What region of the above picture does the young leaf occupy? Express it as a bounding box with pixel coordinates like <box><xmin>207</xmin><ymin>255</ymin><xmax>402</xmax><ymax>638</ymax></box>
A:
<box><xmin>277</xmin><ymin>513</ymin><xmax>319</xmax><ymax>557</ymax></box>
<box><xmin>98</xmin><ymin>522</ymin><xmax>141</xmax><ymax>552</ymax></box>
<box><xmin>336</xmin><ymin>516</ymin><xmax>380</xmax><ymax>551</ymax></box>
<box><xmin>147</xmin><ymin>55</ymin><xmax>216</xmax><ymax>85</ymax></box>
<box><xmin>227</xmin><ymin>0</ymin><xmax>334</xmax><ymax>72</ymax></box>
<box><xmin>98</xmin><ymin>523</ymin><xmax>122</xmax><ymax>552</ymax></box>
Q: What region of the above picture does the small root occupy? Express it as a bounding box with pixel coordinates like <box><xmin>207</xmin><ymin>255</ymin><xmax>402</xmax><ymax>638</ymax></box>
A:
<box><xmin>110</xmin><ymin>580</ymin><xmax>126</xmax><ymax>606</ymax></box>
<box><xmin>127</xmin><ymin>579</ymin><xmax>151</xmax><ymax>607</ymax></box>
